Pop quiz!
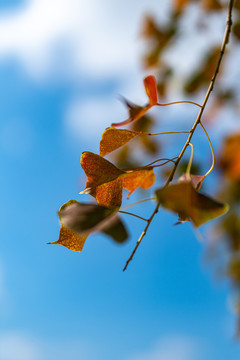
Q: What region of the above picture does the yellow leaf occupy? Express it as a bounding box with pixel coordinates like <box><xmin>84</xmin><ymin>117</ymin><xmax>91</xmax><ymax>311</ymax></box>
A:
<box><xmin>50</xmin><ymin>225</ymin><xmax>88</xmax><ymax>252</ymax></box>
<box><xmin>80</xmin><ymin>152</ymin><xmax>124</xmax><ymax>190</ymax></box>
<box><xmin>94</xmin><ymin>177</ymin><xmax>123</xmax><ymax>209</ymax></box>
<box><xmin>99</xmin><ymin>127</ymin><xmax>141</xmax><ymax>157</ymax></box>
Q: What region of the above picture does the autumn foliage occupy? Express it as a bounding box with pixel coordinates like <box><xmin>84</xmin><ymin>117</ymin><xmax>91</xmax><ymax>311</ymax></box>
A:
<box><xmin>51</xmin><ymin>75</ymin><xmax>228</xmax><ymax>253</ymax></box>
<box><xmin>51</xmin><ymin>0</ymin><xmax>240</xmax><ymax>335</ymax></box>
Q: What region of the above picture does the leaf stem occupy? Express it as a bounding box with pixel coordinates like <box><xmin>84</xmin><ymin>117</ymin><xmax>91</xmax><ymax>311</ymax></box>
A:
<box><xmin>157</xmin><ymin>100</ymin><xmax>202</xmax><ymax>108</ymax></box>
<box><xmin>148</xmin><ymin>130</ymin><xmax>190</xmax><ymax>136</ymax></box>
<box><xmin>118</xmin><ymin>211</ymin><xmax>148</xmax><ymax>222</ymax></box>
<box><xmin>126</xmin><ymin>157</ymin><xmax>178</xmax><ymax>172</ymax></box>
<box><xmin>143</xmin><ymin>157</ymin><xmax>178</xmax><ymax>167</ymax></box>
<box><xmin>186</xmin><ymin>143</ymin><xmax>194</xmax><ymax>178</ymax></box>
<box><xmin>121</xmin><ymin>197</ymin><xmax>156</xmax><ymax>211</ymax></box>
<box><xmin>199</xmin><ymin>121</ymin><xmax>215</xmax><ymax>179</ymax></box>
<box><xmin>123</xmin><ymin>0</ymin><xmax>234</xmax><ymax>271</ymax></box>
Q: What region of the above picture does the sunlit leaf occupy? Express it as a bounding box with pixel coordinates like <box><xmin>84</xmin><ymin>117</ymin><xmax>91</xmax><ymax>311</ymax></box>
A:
<box><xmin>156</xmin><ymin>182</ymin><xmax>229</xmax><ymax>227</ymax></box>
<box><xmin>144</xmin><ymin>75</ymin><xmax>158</xmax><ymax>106</ymax></box>
<box><xmin>99</xmin><ymin>127</ymin><xmax>141</xmax><ymax>157</ymax></box>
<box><xmin>58</xmin><ymin>200</ymin><xmax>128</xmax><ymax>243</ymax></box>
<box><xmin>80</xmin><ymin>152</ymin><xmax>124</xmax><ymax>191</ymax></box>
<box><xmin>49</xmin><ymin>225</ymin><xmax>88</xmax><ymax>252</ymax></box>
<box><xmin>80</xmin><ymin>152</ymin><xmax>125</xmax><ymax>208</ymax></box>
<box><xmin>123</xmin><ymin>168</ymin><xmax>156</xmax><ymax>198</ymax></box>
<box><xmin>94</xmin><ymin>177</ymin><xmax>123</xmax><ymax>209</ymax></box>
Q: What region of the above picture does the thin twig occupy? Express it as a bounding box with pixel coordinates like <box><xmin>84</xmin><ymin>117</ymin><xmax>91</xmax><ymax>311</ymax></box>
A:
<box><xmin>186</xmin><ymin>143</ymin><xmax>194</xmax><ymax>177</ymax></box>
<box><xmin>143</xmin><ymin>157</ymin><xmax>178</xmax><ymax>167</ymax></box>
<box><xmin>123</xmin><ymin>202</ymin><xmax>159</xmax><ymax>271</ymax></box>
<box><xmin>123</xmin><ymin>0</ymin><xmax>234</xmax><ymax>271</ymax></box>
<box><xmin>118</xmin><ymin>210</ymin><xmax>148</xmax><ymax>222</ymax></box>
<box><xmin>121</xmin><ymin>197</ymin><xmax>156</xmax><ymax>211</ymax></box>
<box><xmin>200</xmin><ymin>121</ymin><xmax>215</xmax><ymax>179</ymax></box>
<box><xmin>125</xmin><ymin>157</ymin><xmax>178</xmax><ymax>172</ymax></box>
<box><xmin>157</xmin><ymin>100</ymin><xmax>202</xmax><ymax>108</ymax></box>
<box><xmin>148</xmin><ymin>130</ymin><xmax>190</xmax><ymax>135</ymax></box>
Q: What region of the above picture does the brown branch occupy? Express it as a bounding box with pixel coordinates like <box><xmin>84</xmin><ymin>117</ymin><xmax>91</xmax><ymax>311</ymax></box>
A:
<box><xmin>123</xmin><ymin>0</ymin><xmax>234</xmax><ymax>272</ymax></box>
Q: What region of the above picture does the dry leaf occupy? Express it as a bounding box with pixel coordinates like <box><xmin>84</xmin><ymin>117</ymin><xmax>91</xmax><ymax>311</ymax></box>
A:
<box><xmin>99</xmin><ymin>127</ymin><xmax>141</xmax><ymax>157</ymax></box>
<box><xmin>49</xmin><ymin>225</ymin><xmax>88</xmax><ymax>252</ymax></box>
<box><xmin>123</xmin><ymin>168</ymin><xmax>156</xmax><ymax>198</ymax></box>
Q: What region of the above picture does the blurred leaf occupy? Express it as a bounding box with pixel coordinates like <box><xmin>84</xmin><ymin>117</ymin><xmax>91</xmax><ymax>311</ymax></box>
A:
<box><xmin>184</xmin><ymin>47</ymin><xmax>221</xmax><ymax>93</ymax></box>
<box><xmin>99</xmin><ymin>127</ymin><xmax>141</xmax><ymax>157</ymax></box>
<box><xmin>173</xmin><ymin>0</ymin><xmax>192</xmax><ymax>12</ymax></box>
<box><xmin>141</xmin><ymin>15</ymin><xmax>163</xmax><ymax>39</ymax></box>
<box><xmin>156</xmin><ymin>182</ymin><xmax>229</xmax><ymax>227</ymax></box>
<box><xmin>218</xmin><ymin>133</ymin><xmax>240</xmax><ymax>181</ymax></box>
<box><xmin>228</xmin><ymin>256</ymin><xmax>240</xmax><ymax>285</ymax></box>
<box><xmin>102</xmin><ymin>215</ymin><xmax>129</xmax><ymax>243</ymax></box>
<box><xmin>179</xmin><ymin>173</ymin><xmax>204</xmax><ymax>190</ymax></box>
<box><xmin>201</xmin><ymin>0</ymin><xmax>223</xmax><ymax>12</ymax></box>
<box><xmin>123</xmin><ymin>168</ymin><xmax>156</xmax><ymax>198</ymax></box>
<box><xmin>221</xmin><ymin>213</ymin><xmax>240</xmax><ymax>251</ymax></box>
<box><xmin>144</xmin><ymin>75</ymin><xmax>158</xmax><ymax>105</ymax></box>
<box><xmin>58</xmin><ymin>200</ymin><xmax>128</xmax><ymax>244</ymax></box>
<box><xmin>49</xmin><ymin>225</ymin><xmax>88</xmax><ymax>252</ymax></box>
<box><xmin>112</xmin><ymin>75</ymin><xmax>159</xmax><ymax>127</ymax></box>
<box><xmin>112</xmin><ymin>97</ymin><xmax>150</xmax><ymax>128</ymax></box>
<box><xmin>233</xmin><ymin>22</ymin><xmax>240</xmax><ymax>40</ymax></box>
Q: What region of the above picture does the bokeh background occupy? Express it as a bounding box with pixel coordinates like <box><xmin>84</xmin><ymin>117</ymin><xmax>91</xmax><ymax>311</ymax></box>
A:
<box><xmin>0</xmin><ymin>0</ymin><xmax>240</xmax><ymax>359</ymax></box>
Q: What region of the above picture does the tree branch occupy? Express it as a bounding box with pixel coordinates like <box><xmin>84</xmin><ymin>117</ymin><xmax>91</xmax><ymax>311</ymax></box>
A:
<box><xmin>123</xmin><ymin>0</ymin><xmax>234</xmax><ymax>271</ymax></box>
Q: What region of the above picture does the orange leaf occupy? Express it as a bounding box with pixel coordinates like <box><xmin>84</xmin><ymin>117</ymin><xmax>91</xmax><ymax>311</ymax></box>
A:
<box><xmin>99</xmin><ymin>127</ymin><xmax>142</xmax><ymax>156</ymax></box>
<box><xmin>123</xmin><ymin>168</ymin><xmax>156</xmax><ymax>198</ymax></box>
<box><xmin>144</xmin><ymin>75</ymin><xmax>158</xmax><ymax>106</ymax></box>
<box><xmin>92</xmin><ymin>177</ymin><xmax>123</xmax><ymax>209</ymax></box>
<box><xmin>80</xmin><ymin>152</ymin><xmax>124</xmax><ymax>190</ymax></box>
<box><xmin>80</xmin><ymin>152</ymin><xmax>125</xmax><ymax>209</ymax></box>
<box><xmin>49</xmin><ymin>225</ymin><xmax>88</xmax><ymax>252</ymax></box>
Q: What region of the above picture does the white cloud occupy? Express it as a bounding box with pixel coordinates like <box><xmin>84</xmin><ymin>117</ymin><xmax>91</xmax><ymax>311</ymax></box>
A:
<box><xmin>65</xmin><ymin>94</ymin><xmax>128</xmax><ymax>143</ymax></box>
<box><xmin>0</xmin><ymin>0</ymin><xmax>168</xmax><ymax>79</ymax></box>
<box><xmin>0</xmin><ymin>332</ymin><xmax>40</xmax><ymax>360</ymax></box>
<box><xmin>126</xmin><ymin>335</ymin><xmax>203</xmax><ymax>360</ymax></box>
<box><xmin>0</xmin><ymin>331</ymin><xmax>98</xmax><ymax>360</ymax></box>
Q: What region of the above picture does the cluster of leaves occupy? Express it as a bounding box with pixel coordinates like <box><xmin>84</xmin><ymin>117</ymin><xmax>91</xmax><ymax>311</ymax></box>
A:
<box><xmin>52</xmin><ymin>0</ymin><xmax>239</xmax><ymax>334</ymax></box>
<box><xmin>51</xmin><ymin>76</ymin><xmax>228</xmax><ymax>260</ymax></box>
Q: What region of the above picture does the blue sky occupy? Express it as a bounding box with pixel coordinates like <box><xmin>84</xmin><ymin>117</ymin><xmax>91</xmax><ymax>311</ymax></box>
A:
<box><xmin>0</xmin><ymin>1</ymin><xmax>240</xmax><ymax>359</ymax></box>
